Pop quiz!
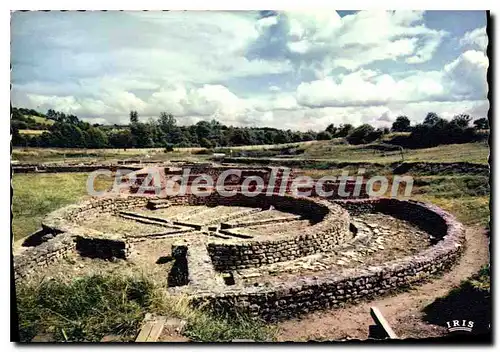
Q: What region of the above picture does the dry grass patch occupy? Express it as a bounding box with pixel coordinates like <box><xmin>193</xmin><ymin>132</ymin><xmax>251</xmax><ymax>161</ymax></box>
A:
<box><xmin>12</xmin><ymin>172</ymin><xmax>114</xmax><ymax>240</ymax></box>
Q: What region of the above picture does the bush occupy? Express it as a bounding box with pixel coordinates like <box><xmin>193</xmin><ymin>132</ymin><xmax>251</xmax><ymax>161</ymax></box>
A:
<box><xmin>346</xmin><ymin>124</ymin><xmax>378</xmax><ymax>145</ymax></box>
<box><xmin>193</xmin><ymin>148</ymin><xmax>214</xmax><ymax>155</ymax></box>
<box><xmin>316</xmin><ymin>131</ymin><xmax>332</xmax><ymax>140</ymax></box>
<box><xmin>184</xmin><ymin>311</ymin><xmax>274</xmax><ymax>342</ymax></box>
<box><xmin>199</xmin><ymin>138</ymin><xmax>213</xmax><ymax>149</ymax></box>
<box><xmin>16</xmin><ymin>274</ymin><xmax>276</xmax><ymax>342</ymax></box>
<box><xmin>164</xmin><ymin>143</ymin><xmax>174</xmax><ymax>152</ymax></box>
<box><xmin>16</xmin><ymin>275</ymin><xmax>155</xmax><ymax>342</ymax></box>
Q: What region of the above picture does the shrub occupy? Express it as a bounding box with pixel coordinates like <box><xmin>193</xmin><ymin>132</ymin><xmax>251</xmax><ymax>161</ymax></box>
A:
<box><xmin>316</xmin><ymin>131</ymin><xmax>332</xmax><ymax>140</ymax></box>
<box><xmin>346</xmin><ymin>124</ymin><xmax>377</xmax><ymax>145</ymax></box>
<box><xmin>16</xmin><ymin>274</ymin><xmax>276</xmax><ymax>342</ymax></box>
<box><xmin>16</xmin><ymin>275</ymin><xmax>155</xmax><ymax>342</ymax></box>
<box><xmin>199</xmin><ymin>138</ymin><xmax>214</xmax><ymax>149</ymax></box>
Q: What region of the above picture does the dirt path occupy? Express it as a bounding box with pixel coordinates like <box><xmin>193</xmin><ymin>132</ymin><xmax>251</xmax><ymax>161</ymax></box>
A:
<box><xmin>276</xmin><ymin>226</ymin><xmax>490</xmax><ymax>341</ymax></box>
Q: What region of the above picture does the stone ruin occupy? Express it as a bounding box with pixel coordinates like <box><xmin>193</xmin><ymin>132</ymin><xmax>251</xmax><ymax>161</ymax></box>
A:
<box><xmin>13</xmin><ymin>164</ymin><xmax>466</xmax><ymax>322</ymax></box>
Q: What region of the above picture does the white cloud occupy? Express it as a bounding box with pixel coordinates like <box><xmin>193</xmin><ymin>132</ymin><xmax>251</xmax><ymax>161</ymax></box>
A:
<box><xmin>460</xmin><ymin>26</ymin><xmax>488</xmax><ymax>51</ymax></box>
<box><xmin>252</xmin><ymin>10</ymin><xmax>447</xmax><ymax>72</ymax></box>
<box><xmin>444</xmin><ymin>50</ymin><xmax>489</xmax><ymax>99</ymax></box>
<box><xmin>405</xmin><ymin>34</ymin><xmax>445</xmax><ymax>63</ymax></box>
<box><xmin>11</xmin><ymin>11</ymin><xmax>489</xmax><ymax>132</ymax></box>
<box><xmin>295</xmin><ymin>49</ymin><xmax>488</xmax><ymax>108</ymax></box>
<box><xmin>296</xmin><ymin>69</ymin><xmax>445</xmax><ymax>108</ymax></box>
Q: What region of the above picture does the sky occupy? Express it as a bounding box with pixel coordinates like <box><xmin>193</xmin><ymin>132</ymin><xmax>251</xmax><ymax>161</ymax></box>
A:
<box><xmin>10</xmin><ymin>10</ymin><xmax>489</xmax><ymax>131</ymax></box>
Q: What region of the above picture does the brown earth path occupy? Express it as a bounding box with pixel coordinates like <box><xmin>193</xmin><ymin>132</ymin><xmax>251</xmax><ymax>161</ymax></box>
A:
<box><xmin>276</xmin><ymin>226</ymin><xmax>490</xmax><ymax>341</ymax></box>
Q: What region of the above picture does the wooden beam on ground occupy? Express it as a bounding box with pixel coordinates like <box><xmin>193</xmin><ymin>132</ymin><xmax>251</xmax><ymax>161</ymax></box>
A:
<box><xmin>136</xmin><ymin>314</ymin><xmax>167</xmax><ymax>342</ymax></box>
<box><xmin>369</xmin><ymin>306</ymin><xmax>398</xmax><ymax>339</ymax></box>
<box><xmin>147</xmin><ymin>316</ymin><xmax>167</xmax><ymax>342</ymax></box>
<box><xmin>135</xmin><ymin>322</ymin><xmax>155</xmax><ymax>342</ymax></box>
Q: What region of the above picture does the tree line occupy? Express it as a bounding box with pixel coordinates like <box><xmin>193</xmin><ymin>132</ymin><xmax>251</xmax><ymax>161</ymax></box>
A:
<box><xmin>320</xmin><ymin>113</ymin><xmax>488</xmax><ymax>147</ymax></box>
<box><xmin>11</xmin><ymin>107</ymin><xmax>488</xmax><ymax>150</ymax></box>
<box><xmin>11</xmin><ymin>108</ymin><xmax>320</xmax><ymax>149</ymax></box>
<box><xmin>387</xmin><ymin>113</ymin><xmax>489</xmax><ymax>148</ymax></box>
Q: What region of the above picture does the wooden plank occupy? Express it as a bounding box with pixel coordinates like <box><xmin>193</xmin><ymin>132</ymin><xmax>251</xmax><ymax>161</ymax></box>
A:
<box><xmin>370</xmin><ymin>306</ymin><xmax>398</xmax><ymax>339</ymax></box>
<box><xmin>135</xmin><ymin>322</ymin><xmax>155</xmax><ymax>342</ymax></box>
<box><xmin>146</xmin><ymin>317</ymin><xmax>167</xmax><ymax>342</ymax></box>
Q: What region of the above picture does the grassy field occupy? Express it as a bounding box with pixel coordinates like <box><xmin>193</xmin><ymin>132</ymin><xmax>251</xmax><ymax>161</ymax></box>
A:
<box><xmin>11</xmin><ymin>172</ymin><xmax>114</xmax><ymax>241</ymax></box>
<box><xmin>29</xmin><ymin>115</ymin><xmax>55</xmax><ymax>126</ymax></box>
<box><xmin>12</xmin><ymin>147</ymin><xmax>210</xmax><ymax>164</ymax></box>
<box><xmin>411</xmin><ymin>175</ymin><xmax>490</xmax><ymax>227</ymax></box>
<box><xmin>299</xmin><ymin>141</ymin><xmax>489</xmax><ymax>164</ymax></box>
<box><xmin>19</xmin><ymin>129</ymin><xmax>48</xmax><ymax>136</ymax></box>
<box><xmin>12</xmin><ymin>140</ymin><xmax>489</xmax><ymax>165</ymax></box>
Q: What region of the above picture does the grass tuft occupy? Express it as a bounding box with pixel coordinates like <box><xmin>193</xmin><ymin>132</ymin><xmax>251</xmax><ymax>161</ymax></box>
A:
<box><xmin>16</xmin><ymin>274</ymin><xmax>276</xmax><ymax>342</ymax></box>
<box><xmin>16</xmin><ymin>275</ymin><xmax>155</xmax><ymax>342</ymax></box>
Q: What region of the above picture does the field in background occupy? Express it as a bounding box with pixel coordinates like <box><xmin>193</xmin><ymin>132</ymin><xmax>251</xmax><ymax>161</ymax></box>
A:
<box><xmin>18</xmin><ymin>130</ymin><xmax>48</xmax><ymax>136</ymax></box>
<box><xmin>11</xmin><ymin>140</ymin><xmax>490</xmax><ymax>240</ymax></box>
<box><xmin>27</xmin><ymin>115</ymin><xmax>55</xmax><ymax>125</ymax></box>
<box><xmin>12</xmin><ymin>172</ymin><xmax>114</xmax><ymax>241</ymax></box>
<box><xmin>12</xmin><ymin>140</ymin><xmax>489</xmax><ymax>165</ymax></box>
<box><xmin>300</xmin><ymin>141</ymin><xmax>489</xmax><ymax>164</ymax></box>
<box><xmin>11</xmin><ymin>147</ymin><xmax>208</xmax><ymax>164</ymax></box>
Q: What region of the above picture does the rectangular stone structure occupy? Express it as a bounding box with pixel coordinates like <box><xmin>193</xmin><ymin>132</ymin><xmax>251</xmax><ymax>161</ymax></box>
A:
<box><xmin>75</xmin><ymin>235</ymin><xmax>129</xmax><ymax>259</ymax></box>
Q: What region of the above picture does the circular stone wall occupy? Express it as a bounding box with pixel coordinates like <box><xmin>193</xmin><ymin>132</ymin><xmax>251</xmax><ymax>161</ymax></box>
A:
<box><xmin>14</xmin><ymin>193</ymin><xmax>466</xmax><ymax>323</ymax></box>
<box><xmin>188</xmin><ymin>198</ymin><xmax>466</xmax><ymax>321</ymax></box>
<box><xmin>14</xmin><ymin>192</ymin><xmax>351</xmax><ymax>281</ymax></box>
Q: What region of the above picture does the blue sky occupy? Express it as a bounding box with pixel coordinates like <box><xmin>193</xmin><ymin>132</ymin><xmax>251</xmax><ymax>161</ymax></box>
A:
<box><xmin>11</xmin><ymin>10</ymin><xmax>488</xmax><ymax>131</ymax></box>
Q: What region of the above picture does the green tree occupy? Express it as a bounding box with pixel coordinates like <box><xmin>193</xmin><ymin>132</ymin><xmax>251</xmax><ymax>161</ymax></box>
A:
<box><xmin>346</xmin><ymin>124</ymin><xmax>377</xmax><ymax>145</ymax></box>
<box><xmin>49</xmin><ymin>122</ymin><xmax>86</xmax><ymax>147</ymax></box>
<box><xmin>109</xmin><ymin>129</ymin><xmax>134</xmax><ymax>149</ymax></box>
<box><xmin>195</xmin><ymin>121</ymin><xmax>212</xmax><ymax>143</ymax></box>
<box><xmin>423</xmin><ymin>112</ymin><xmax>440</xmax><ymax>125</ymax></box>
<box><xmin>473</xmin><ymin>118</ymin><xmax>489</xmax><ymax>130</ymax></box>
<box><xmin>316</xmin><ymin>131</ymin><xmax>332</xmax><ymax>140</ymax></box>
<box><xmin>274</xmin><ymin>130</ymin><xmax>291</xmax><ymax>144</ymax></box>
<box><xmin>199</xmin><ymin>137</ymin><xmax>213</xmax><ymax>149</ymax></box>
<box><xmin>85</xmin><ymin>127</ymin><xmax>109</xmax><ymax>148</ymax></box>
<box><xmin>337</xmin><ymin>124</ymin><xmax>353</xmax><ymax>137</ymax></box>
<box><xmin>325</xmin><ymin>124</ymin><xmax>337</xmax><ymax>135</ymax></box>
<box><xmin>129</xmin><ymin>111</ymin><xmax>139</xmax><ymax>124</ymax></box>
<box><xmin>451</xmin><ymin>114</ymin><xmax>472</xmax><ymax>128</ymax></box>
<box><xmin>130</xmin><ymin>123</ymin><xmax>153</xmax><ymax>148</ymax></box>
<box><xmin>391</xmin><ymin>116</ymin><xmax>411</xmax><ymax>132</ymax></box>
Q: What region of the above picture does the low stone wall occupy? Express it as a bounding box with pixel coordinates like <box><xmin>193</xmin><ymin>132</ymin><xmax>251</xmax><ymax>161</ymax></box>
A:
<box><xmin>12</xmin><ymin>163</ymin><xmax>143</xmax><ymax>174</ymax></box>
<box><xmin>190</xmin><ymin>198</ymin><xmax>466</xmax><ymax>321</ymax></box>
<box><xmin>200</xmin><ymin>193</ymin><xmax>350</xmax><ymax>271</ymax></box>
<box><xmin>40</xmin><ymin>192</ymin><xmax>350</xmax><ymax>273</ymax></box>
<box><xmin>221</xmin><ymin>157</ymin><xmax>386</xmax><ymax>170</ymax></box>
<box><xmin>175</xmin><ymin>239</ymin><xmax>226</xmax><ymax>291</ymax></box>
<box><xmin>207</xmin><ymin>213</ymin><xmax>351</xmax><ymax>271</ymax></box>
<box><xmin>15</xmin><ymin>196</ymin><xmax>153</xmax><ymax>281</ymax></box>
<box><xmin>14</xmin><ymin>233</ymin><xmax>75</xmax><ymax>281</ymax></box>
<box><xmin>75</xmin><ymin>235</ymin><xmax>130</xmax><ymax>259</ymax></box>
<box><xmin>42</xmin><ymin>196</ymin><xmax>153</xmax><ymax>232</ymax></box>
<box><xmin>393</xmin><ymin>161</ymin><xmax>489</xmax><ymax>176</ymax></box>
<box><xmin>12</xmin><ymin>165</ymin><xmax>37</xmax><ymax>173</ymax></box>
<box><xmin>334</xmin><ymin>198</ymin><xmax>447</xmax><ymax>237</ymax></box>
<box><xmin>21</xmin><ymin>228</ymin><xmax>56</xmax><ymax>247</ymax></box>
